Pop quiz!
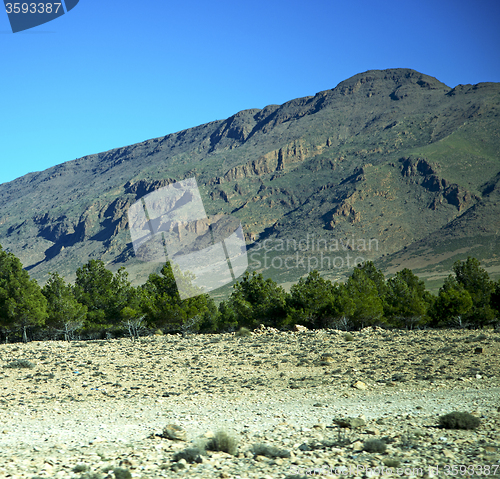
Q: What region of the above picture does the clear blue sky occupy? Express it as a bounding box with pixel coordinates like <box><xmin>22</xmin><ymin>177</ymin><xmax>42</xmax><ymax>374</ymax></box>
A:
<box><xmin>1</xmin><ymin>0</ymin><xmax>499</xmax><ymax>185</ymax></box>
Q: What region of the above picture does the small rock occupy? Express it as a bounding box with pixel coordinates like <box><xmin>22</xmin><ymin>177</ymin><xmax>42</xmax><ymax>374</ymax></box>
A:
<box><xmin>352</xmin><ymin>381</ymin><xmax>367</xmax><ymax>390</ymax></box>
<box><xmin>474</xmin><ymin>347</ymin><xmax>483</xmax><ymax>354</ymax></box>
<box><xmin>334</xmin><ymin>416</ymin><xmax>366</xmax><ymax>428</ymax></box>
<box><xmin>313</xmin><ymin>423</ymin><xmax>326</xmax><ymax>430</ymax></box>
<box><xmin>352</xmin><ymin>441</ymin><xmax>364</xmax><ymax>451</ymax></box>
<box><xmin>294</xmin><ymin>324</ymin><xmax>309</xmax><ymax>332</ymax></box>
<box><xmin>162</xmin><ymin>424</ymin><xmax>187</xmax><ymax>441</ymax></box>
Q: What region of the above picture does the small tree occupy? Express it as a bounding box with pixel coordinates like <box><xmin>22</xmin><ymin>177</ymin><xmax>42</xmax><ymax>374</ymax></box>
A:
<box><xmin>288</xmin><ymin>270</ymin><xmax>336</xmax><ymax>328</ymax></box>
<box><xmin>74</xmin><ymin>260</ymin><xmax>139</xmax><ymax>333</ymax></box>
<box><xmin>429</xmin><ymin>276</ymin><xmax>473</xmax><ymax>327</ymax></box>
<box><xmin>0</xmin><ymin>245</ymin><xmax>47</xmax><ymax>342</ymax></box>
<box><xmin>224</xmin><ymin>271</ymin><xmax>289</xmax><ymax>330</ymax></box>
<box><xmin>345</xmin><ymin>268</ymin><xmax>383</xmax><ymax>328</ymax></box>
<box><xmin>317</xmin><ymin>282</ymin><xmax>356</xmax><ymax>330</ymax></box>
<box><xmin>385</xmin><ymin>269</ymin><xmax>429</xmax><ymax>329</ymax></box>
<box><xmin>121</xmin><ymin>307</ymin><xmax>147</xmax><ymax>340</ymax></box>
<box><xmin>355</xmin><ymin>261</ymin><xmax>388</xmax><ymax>297</ymax></box>
<box><xmin>42</xmin><ymin>272</ymin><xmax>87</xmax><ymax>340</ymax></box>
<box><xmin>453</xmin><ymin>257</ymin><xmax>495</xmax><ymax>327</ymax></box>
<box><xmin>490</xmin><ymin>279</ymin><xmax>500</xmax><ymax>325</ymax></box>
<box><xmin>141</xmin><ymin>262</ymin><xmax>214</xmax><ymax>332</ymax></box>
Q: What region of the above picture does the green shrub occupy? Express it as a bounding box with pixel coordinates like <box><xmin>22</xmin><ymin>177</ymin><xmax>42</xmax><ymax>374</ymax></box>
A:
<box><xmin>439</xmin><ymin>412</ymin><xmax>480</xmax><ymax>430</ymax></box>
<box><xmin>79</xmin><ymin>473</ymin><xmax>103</xmax><ymax>479</ymax></box>
<box><xmin>172</xmin><ymin>447</ymin><xmax>205</xmax><ymax>463</ymax></box>
<box><xmin>4</xmin><ymin>359</ymin><xmax>35</xmax><ymax>369</ymax></box>
<box><xmin>112</xmin><ymin>468</ymin><xmax>132</xmax><ymax>479</ymax></box>
<box><xmin>236</xmin><ymin>327</ymin><xmax>252</xmax><ymax>337</ymax></box>
<box><xmin>251</xmin><ymin>443</ymin><xmax>291</xmax><ymax>458</ymax></box>
<box><xmin>343</xmin><ymin>332</ymin><xmax>354</xmax><ymax>341</ymax></box>
<box><xmin>383</xmin><ymin>458</ymin><xmax>401</xmax><ymax>467</ymax></box>
<box><xmin>205</xmin><ymin>430</ymin><xmax>238</xmax><ymax>456</ymax></box>
<box><xmin>363</xmin><ymin>439</ymin><xmax>387</xmax><ymax>453</ymax></box>
<box><xmin>73</xmin><ymin>464</ymin><xmax>89</xmax><ymax>473</ymax></box>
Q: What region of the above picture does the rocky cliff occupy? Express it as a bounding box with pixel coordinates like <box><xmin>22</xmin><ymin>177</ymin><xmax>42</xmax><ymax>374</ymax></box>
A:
<box><xmin>0</xmin><ymin>68</ymin><xmax>499</xmax><ymax>290</ymax></box>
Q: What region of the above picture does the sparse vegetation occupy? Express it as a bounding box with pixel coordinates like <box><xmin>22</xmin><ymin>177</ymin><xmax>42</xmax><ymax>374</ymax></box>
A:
<box><xmin>205</xmin><ymin>430</ymin><xmax>239</xmax><ymax>456</ymax></box>
<box><xmin>79</xmin><ymin>473</ymin><xmax>103</xmax><ymax>479</ymax></box>
<box><xmin>172</xmin><ymin>446</ymin><xmax>205</xmax><ymax>463</ymax></box>
<box><xmin>363</xmin><ymin>438</ymin><xmax>387</xmax><ymax>453</ymax></box>
<box><xmin>3</xmin><ymin>359</ymin><xmax>35</xmax><ymax>369</ymax></box>
<box><xmin>251</xmin><ymin>443</ymin><xmax>291</xmax><ymax>458</ymax></box>
<box><xmin>439</xmin><ymin>411</ymin><xmax>481</xmax><ymax>430</ymax></box>
<box><xmin>112</xmin><ymin>468</ymin><xmax>132</xmax><ymax>479</ymax></box>
<box><xmin>73</xmin><ymin>464</ymin><xmax>90</xmax><ymax>473</ymax></box>
<box><xmin>383</xmin><ymin>458</ymin><xmax>401</xmax><ymax>467</ymax></box>
<box><xmin>236</xmin><ymin>326</ymin><xmax>252</xmax><ymax>337</ymax></box>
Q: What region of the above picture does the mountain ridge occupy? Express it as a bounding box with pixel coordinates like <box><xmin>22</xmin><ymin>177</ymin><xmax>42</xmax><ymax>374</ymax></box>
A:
<box><xmin>0</xmin><ymin>68</ymin><xmax>499</xmax><ymax>292</ymax></box>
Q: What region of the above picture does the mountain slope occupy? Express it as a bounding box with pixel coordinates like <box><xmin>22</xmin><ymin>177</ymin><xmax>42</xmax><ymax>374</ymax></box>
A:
<box><xmin>0</xmin><ymin>68</ymin><xmax>499</xmax><ymax>291</ymax></box>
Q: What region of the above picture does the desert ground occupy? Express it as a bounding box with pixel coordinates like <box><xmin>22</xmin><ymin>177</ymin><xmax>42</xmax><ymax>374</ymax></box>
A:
<box><xmin>0</xmin><ymin>327</ymin><xmax>499</xmax><ymax>478</ymax></box>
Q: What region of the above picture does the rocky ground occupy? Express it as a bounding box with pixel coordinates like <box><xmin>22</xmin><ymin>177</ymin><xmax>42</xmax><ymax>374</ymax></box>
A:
<box><xmin>0</xmin><ymin>327</ymin><xmax>499</xmax><ymax>479</ymax></box>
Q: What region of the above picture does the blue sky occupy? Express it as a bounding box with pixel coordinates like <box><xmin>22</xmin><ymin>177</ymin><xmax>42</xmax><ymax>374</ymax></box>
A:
<box><xmin>1</xmin><ymin>0</ymin><xmax>499</xmax><ymax>185</ymax></box>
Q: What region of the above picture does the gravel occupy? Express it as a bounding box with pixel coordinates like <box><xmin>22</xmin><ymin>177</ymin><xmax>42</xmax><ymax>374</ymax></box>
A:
<box><xmin>0</xmin><ymin>328</ymin><xmax>499</xmax><ymax>478</ymax></box>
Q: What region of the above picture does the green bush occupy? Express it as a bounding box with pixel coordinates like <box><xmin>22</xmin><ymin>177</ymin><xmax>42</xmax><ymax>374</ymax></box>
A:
<box><xmin>112</xmin><ymin>468</ymin><xmax>132</xmax><ymax>479</ymax></box>
<box><xmin>4</xmin><ymin>359</ymin><xmax>35</xmax><ymax>369</ymax></box>
<box><xmin>236</xmin><ymin>327</ymin><xmax>252</xmax><ymax>337</ymax></box>
<box><xmin>439</xmin><ymin>412</ymin><xmax>480</xmax><ymax>430</ymax></box>
<box><xmin>73</xmin><ymin>464</ymin><xmax>90</xmax><ymax>473</ymax></box>
<box><xmin>205</xmin><ymin>430</ymin><xmax>239</xmax><ymax>456</ymax></box>
<box><xmin>363</xmin><ymin>439</ymin><xmax>387</xmax><ymax>453</ymax></box>
<box><xmin>172</xmin><ymin>446</ymin><xmax>205</xmax><ymax>463</ymax></box>
<box><xmin>251</xmin><ymin>443</ymin><xmax>291</xmax><ymax>458</ymax></box>
<box><xmin>79</xmin><ymin>473</ymin><xmax>103</xmax><ymax>479</ymax></box>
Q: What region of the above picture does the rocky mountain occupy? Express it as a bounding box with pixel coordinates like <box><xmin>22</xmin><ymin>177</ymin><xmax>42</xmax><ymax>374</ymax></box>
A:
<box><xmin>0</xmin><ymin>68</ymin><xmax>499</xmax><ymax>293</ymax></box>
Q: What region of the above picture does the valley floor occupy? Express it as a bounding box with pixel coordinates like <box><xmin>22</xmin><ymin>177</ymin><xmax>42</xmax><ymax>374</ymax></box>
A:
<box><xmin>0</xmin><ymin>329</ymin><xmax>499</xmax><ymax>478</ymax></box>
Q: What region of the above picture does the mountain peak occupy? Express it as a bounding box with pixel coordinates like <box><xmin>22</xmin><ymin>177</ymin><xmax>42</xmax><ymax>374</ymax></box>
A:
<box><xmin>332</xmin><ymin>68</ymin><xmax>450</xmax><ymax>95</ymax></box>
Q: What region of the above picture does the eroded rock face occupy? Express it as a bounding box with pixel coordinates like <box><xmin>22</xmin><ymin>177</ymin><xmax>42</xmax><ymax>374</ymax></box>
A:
<box><xmin>399</xmin><ymin>157</ymin><xmax>478</xmax><ymax>212</ymax></box>
<box><xmin>0</xmin><ymin>68</ymin><xmax>498</xmax><ymax>284</ymax></box>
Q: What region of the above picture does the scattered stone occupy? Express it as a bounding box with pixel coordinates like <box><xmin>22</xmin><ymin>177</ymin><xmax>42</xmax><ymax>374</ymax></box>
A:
<box><xmin>352</xmin><ymin>441</ymin><xmax>364</xmax><ymax>451</ymax></box>
<box><xmin>352</xmin><ymin>380</ymin><xmax>367</xmax><ymax>390</ymax></box>
<box><xmin>161</xmin><ymin>424</ymin><xmax>187</xmax><ymax>441</ymax></box>
<box><xmin>0</xmin><ymin>329</ymin><xmax>498</xmax><ymax>478</ymax></box>
<box><xmin>334</xmin><ymin>416</ymin><xmax>366</xmax><ymax>428</ymax></box>
<box><xmin>293</xmin><ymin>325</ymin><xmax>309</xmax><ymax>332</ymax></box>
